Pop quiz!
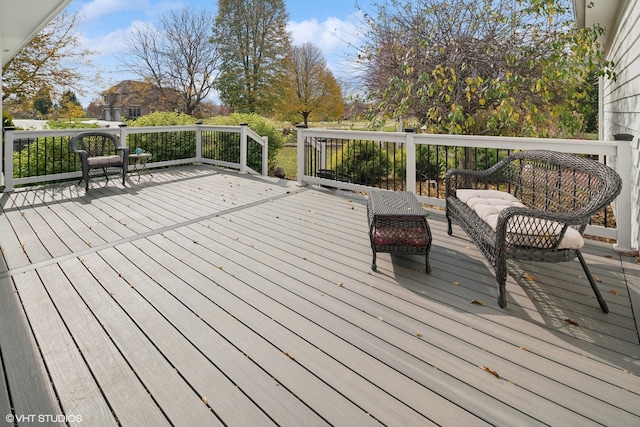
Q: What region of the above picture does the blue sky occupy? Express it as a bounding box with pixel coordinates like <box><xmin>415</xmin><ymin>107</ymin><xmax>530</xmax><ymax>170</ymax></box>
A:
<box><xmin>63</xmin><ymin>0</ymin><xmax>375</xmax><ymax>104</ymax></box>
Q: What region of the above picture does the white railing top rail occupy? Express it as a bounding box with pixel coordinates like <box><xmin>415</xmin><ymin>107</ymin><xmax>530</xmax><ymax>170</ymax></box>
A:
<box><xmin>3</xmin><ymin>123</ymin><xmax>269</xmax><ymax>191</ymax></box>
<box><xmin>413</xmin><ymin>133</ymin><xmax>619</xmax><ymax>156</ymax></box>
<box><xmin>298</xmin><ymin>127</ymin><xmax>619</xmax><ymax>156</ymax></box>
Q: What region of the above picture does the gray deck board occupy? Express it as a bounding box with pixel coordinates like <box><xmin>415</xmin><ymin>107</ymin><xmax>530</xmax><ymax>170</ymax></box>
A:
<box><xmin>0</xmin><ymin>277</ymin><xmax>62</xmax><ymax>426</ymax></box>
<box><xmin>170</xmin><ymin>225</ymin><xmax>482</xmax><ymax>426</ymax></box>
<box><xmin>145</xmin><ymin>231</ymin><xmax>399</xmax><ymax>426</ymax></box>
<box><xmin>1</xmin><ymin>166</ymin><xmax>638</xmax><ymax>426</ymax></box>
<box><xmin>12</xmin><ymin>269</ymin><xmax>116</xmax><ymax>426</ymax></box>
<box><xmin>110</xmin><ymin>240</ymin><xmax>328</xmax><ymax>427</ymax></box>
<box><xmin>96</xmin><ymin>245</ymin><xmax>280</xmax><ymax>426</ymax></box>
<box><xmin>0</xmin><ymin>345</ymin><xmax>10</xmax><ymax>426</ymax></box>
<box><xmin>2</xmin><ymin>193</ymin><xmax>53</xmax><ymax>264</ymax></box>
<box><xmin>204</xmin><ymin>191</ymin><xmax>639</xmax><ymax>424</ymax></box>
<box><xmin>36</xmin><ymin>262</ymin><xmax>170</xmax><ymax>426</ymax></box>
<box><xmin>59</xmin><ymin>256</ymin><xmax>221</xmax><ymax>426</ymax></box>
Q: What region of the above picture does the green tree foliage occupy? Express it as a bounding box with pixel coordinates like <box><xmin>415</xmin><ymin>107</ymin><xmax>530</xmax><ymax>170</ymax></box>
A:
<box><xmin>212</xmin><ymin>0</ymin><xmax>292</xmax><ymax>114</ymax></box>
<box><xmin>576</xmin><ymin>71</ymin><xmax>599</xmax><ymax>133</ymax></box>
<box><xmin>3</xmin><ymin>110</ymin><xmax>15</xmax><ymax>130</ymax></box>
<box><xmin>208</xmin><ymin>113</ymin><xmax>284</xmax><ymax>169</ymax></box>
<box><xmin>33</xmin><ymin>88</ymin><xmax>54</xmax><ymax>118</ymax></box>
<box><xmin>357</xmin><ymin>0</ymin><xmax>614</xmax><ymax>138</ymax></box>
<box><xmin>119</xmin><ymin>7</ymin><xmax>220</xmax><ymax>116</ymax></box>
<box><xmin>2</xmin><ymin>12</ymin><xmax>96</xmax><ymax>108</ymax></box>
<box><xmin>57</xmin><ymin>90</ymin><xmax>85</xmax><ymax>119</ymax></box>
<box><xmin>279</xmin><ymin>43</ymin><xmax>344</xmax><ymax>126</ymax></box>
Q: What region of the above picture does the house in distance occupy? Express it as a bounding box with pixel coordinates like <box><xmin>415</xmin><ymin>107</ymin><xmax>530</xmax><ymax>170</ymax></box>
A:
<box><xmin>100</xmin><ymin>80</ymin><xmax>183</xmax><ymax>121</ymax></box>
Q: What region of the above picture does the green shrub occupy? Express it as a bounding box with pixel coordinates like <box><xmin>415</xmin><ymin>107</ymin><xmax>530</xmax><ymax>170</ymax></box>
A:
<box><xmin>2</xmin><ymin>110</ymin><xmax>14</xmax><ymax>130</ymax></box>
<box><xmin>47</xmin><ymin>120</ymin><xmax>99</xmax><ymax>129</ymax></box>
<box><xmin>128</xmin><ymin>111</ymin><xmax>197</xmax><ymax>127</ymax></box>
<box><xmin>13</xmin><ymin>137</ymin><xmax>77</xmax><ymax>178</ymax></box>
<box><xmin>126</xmin><ymin>112</ymin><xmax>198</xmax><ymax>162</ymax></box>
<box><xmin>394</xmin><ymin>145</ymin><xmax>445</xmax><ymax>181</ymax></box>
<box><xmin>338</xmin><ymin>141</ymin><xmax>390</xmax><ymax>185</ymax></box>
<box><xmin>208</xmin><ymin>113</ymin><xmax>284</xmax><ymax>170</ymax></box>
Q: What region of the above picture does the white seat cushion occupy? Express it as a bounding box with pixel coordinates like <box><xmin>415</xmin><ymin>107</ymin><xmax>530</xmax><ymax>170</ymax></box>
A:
<box><xmin>87</xmin><ymin>155</ymin><xmax>122</xmax><ymax>166</ymax></box>
<box><xmin>456</xmin><ymin>189</ymin><xmax>583</xmax><ymax>249</ymax></box>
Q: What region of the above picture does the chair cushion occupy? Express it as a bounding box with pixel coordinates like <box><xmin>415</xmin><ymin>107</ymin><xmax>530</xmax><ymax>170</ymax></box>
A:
<box><xmin>456</xmin><ymin>189</ymin><xmax>583</xmax><ymax>249</ymax></box>
<box><xmin>87</xmin><ymin>155</ymin><xmax>123</xmax><ymax>166</ymax></box>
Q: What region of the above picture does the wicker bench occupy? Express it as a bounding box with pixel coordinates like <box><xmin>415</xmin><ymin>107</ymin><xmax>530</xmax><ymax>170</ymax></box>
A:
<box><xmin>445</xmin><ymin>150</ymin><xmax>622</xmax><ymax>312</ymax></box>
<box><xmin>367</xmin><ymin>191</ymin><xmax>433</xmax><ymax>273</ymax></box>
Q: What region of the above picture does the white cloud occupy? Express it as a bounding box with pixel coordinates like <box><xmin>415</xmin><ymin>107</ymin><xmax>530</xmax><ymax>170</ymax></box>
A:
<box><xmin>287</xmin><ymin>13</ymin><xmax>366</xmax><ymax>87</ymax></box>
<box><xmin>287</xmin><ymin>15</ymin><xmax>363</xmax><ymax>56</ymax></box>
<box><xmin>81</xmin><ymin>20</ymin><xmax>153</xmax><ymax>58</ymax></box>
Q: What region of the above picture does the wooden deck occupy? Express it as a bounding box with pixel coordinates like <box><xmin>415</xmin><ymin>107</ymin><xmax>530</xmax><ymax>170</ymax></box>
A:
<box><xmin>0</xmin><ymin>166</ymin><xmax>638</xmax><ymax>426</ymax></box>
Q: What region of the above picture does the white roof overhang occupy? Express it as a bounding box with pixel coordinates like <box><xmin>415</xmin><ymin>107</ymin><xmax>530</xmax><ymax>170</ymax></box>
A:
<box><xmin>1</xmin><ymin>0</ymin><xmax>72</xmax><ymax>67</ymax></box>
<box><xmin>572</xmin><ymin>0</ymin><xmax>623</xmax><ymax>51</ymax></box>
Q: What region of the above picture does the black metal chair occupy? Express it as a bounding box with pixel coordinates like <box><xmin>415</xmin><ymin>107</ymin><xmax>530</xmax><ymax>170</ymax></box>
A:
<box><xmin>69</xmin><ymin>131</ymin><xmax>129</xmax><ymax>190</ymax></box>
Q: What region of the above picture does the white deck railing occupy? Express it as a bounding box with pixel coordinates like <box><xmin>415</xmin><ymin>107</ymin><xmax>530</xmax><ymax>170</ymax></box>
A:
<box><xmin>3</xmin><ymin>123</ymin><xmax>268</xmax><ymax>190</ymax></box>
<box><xmin>296</xmin><ymin>127</ymin><xmax>633</xmax><ymax>253</ymax></box>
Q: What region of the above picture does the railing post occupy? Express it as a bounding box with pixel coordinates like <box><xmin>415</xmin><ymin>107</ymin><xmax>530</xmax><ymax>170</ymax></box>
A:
<box><xmin>296</xmin><ymin>124</ymin><xmax>307</xmax><ymax>186</ymax></box>
<box><xmin>613</xmin><ymin>138</ymin><xmax>635</xmax><ymax>253</ymax></box>
<box><xmin>239</xmin><ymin>123</ymin><xmax>248</xmax><ymax>174</ymax></box>
<box><xmin>319</xmin><ymin>138</ymin><xmax>327</xmax><ymax>170</ymax></box>
<box><xmin>262</xmin><ymin>135</ymin><xmax>269</xmax><ymax>176</ymax></box>
<box><xmin>3</xmin><ymin>127</ymin><xmax>14</xmax><ymax>192</ymax></box>
<box><xmin>195</xmin><ymin>122</ymin><xmax>203</xmax><ymax>165</ymax></box>
<box><xmin>118</xmin><ymin>124</ymin><xmax>128</xmax><ymax>149</ymax></box>
<box><xmin>405</xmin><ymin>128</ymin><xmax>416</xmax><ymax>194</ymax></box>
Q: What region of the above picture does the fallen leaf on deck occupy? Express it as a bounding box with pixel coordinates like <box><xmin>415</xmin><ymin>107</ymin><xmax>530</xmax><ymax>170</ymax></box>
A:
<box><xmin>520</xmin><ymin>346</ymin><xmax>528</xmax><ymax>351</ymax></box>
<box><xmin>219</xmin><ymin>266</ymin><xmax>224</xmax><ymax>270</ymax></box>
<box><xmin>564</xmin><ymin>318</ymin><xmax>580</xmax><ymax>327</ymax></box>
<box><xmin>451</xmin><ymin>281</ymin><xmax>459</xmax><ymax>286</ymax></box>
<box><xmin>603</xmin><ymin>255</ymin><xmax>613</xmax><ymax>259</ymax></box>
<box><xmin>202</xmin><ymin>396</ymin><xmax>208</xmax><ymax>404</ymax></box>
<box><xmin>415</xmin><ymin>331</ymin><xmax>422</xmax><ymax>338</ymax></box>
<box><xmin>522</xmin><ymin>273</ymin><xmax>536</xmax><ymax>281</ymax></box>
<box><xmin>284</xmin><ymin>352</ymin><xmax>296</xmax><ymax>362</ymax></box>
<box><xmin>471</xmin><ymin>299</ymin><xmax>486</xmax><ymax>306</ymax></box>
<box><xmin>610</xmin><ymin>290</ymin><xmax>620</xmax><ymax>296</ymax></box>
<box><xmin>480</xmin><ymin>366</ymin><xmax>500</xmax><ymax>379</ymax></box>
<box><xmin>337</xmin><ymin>282</ymin><xmax>344</xmax><ymax>287</ymax></box>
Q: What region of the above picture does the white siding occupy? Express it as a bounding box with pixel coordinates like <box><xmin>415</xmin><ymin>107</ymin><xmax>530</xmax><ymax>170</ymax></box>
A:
<box><xmin>602</xmin><ymin>0</ymin><xmax>640</xmax><ymax>250</ymax></box>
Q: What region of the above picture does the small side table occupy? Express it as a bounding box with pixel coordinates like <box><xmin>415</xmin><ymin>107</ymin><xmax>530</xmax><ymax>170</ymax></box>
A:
<box><xmin>128</xmin><ymin>152</ymin><xmax>152</xmax><ymax>181</ymax></box>
<box><xmin>367</xmin><ymin>190</ymin><xmax>432</xmax><ymax>272</ymax></box>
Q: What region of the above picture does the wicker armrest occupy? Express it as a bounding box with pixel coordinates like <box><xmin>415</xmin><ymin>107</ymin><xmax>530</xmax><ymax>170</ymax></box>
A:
<box><xmin>445</xmin><ymin>163</ymin><xmax>506</xmax><ymax>197</ymax></box>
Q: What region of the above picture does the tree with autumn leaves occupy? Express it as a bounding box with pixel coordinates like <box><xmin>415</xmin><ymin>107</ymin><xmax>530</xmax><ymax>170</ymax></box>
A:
<box><xmin>278</xmin><ymin>43</ymin><xmax>344</xmax><ymax>126</ymax></box>
<box><xmin>357</xmin><ymin>0</ymin><xmax>613</xmax><ymax>137</ymax></box>
<box><xmin>2</xmin><ymin>12</ymin><xmax>95</xmax><ymax>117</ymax></box>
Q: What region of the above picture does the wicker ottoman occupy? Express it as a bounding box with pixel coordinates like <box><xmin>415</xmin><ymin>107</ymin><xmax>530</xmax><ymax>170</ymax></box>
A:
<box><xmin>367</xmin><ymin>191</ymin><xmax>432</xmax><ymax>272</ymax></box>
